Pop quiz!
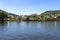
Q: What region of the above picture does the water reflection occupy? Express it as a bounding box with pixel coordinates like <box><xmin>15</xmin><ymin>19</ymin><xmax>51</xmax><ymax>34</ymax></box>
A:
<box><xmin>0</xmin><ymin>21</ymin><xmax>7</xmax><ymax>31</ymax></box>
<box><xmin>0</xmin><ymin>21</ymin><xmax>60</xmax><ymax>40</ymax></box>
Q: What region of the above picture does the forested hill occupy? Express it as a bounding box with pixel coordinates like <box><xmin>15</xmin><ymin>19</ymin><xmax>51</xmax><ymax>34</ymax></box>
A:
<box><xmin>40</xmin><ymin>10</ymin><xmax>60</xmax><ymax>15</ymax></box>
<box><xmin>0</xmin><ymin>9</ymin><xmax>18</xmax><ymax>16</ymax></box>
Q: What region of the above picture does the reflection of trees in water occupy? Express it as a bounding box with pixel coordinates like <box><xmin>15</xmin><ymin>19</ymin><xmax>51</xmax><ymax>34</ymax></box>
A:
<box><xmin>0</xmin><ymin>21</ymin><xmax>7</xmax><ymax>31</ymax></box>
<box><xmin>16</xmin><ymin>20</ymin><xmax>21</xmax><ymax>23</ymax></box>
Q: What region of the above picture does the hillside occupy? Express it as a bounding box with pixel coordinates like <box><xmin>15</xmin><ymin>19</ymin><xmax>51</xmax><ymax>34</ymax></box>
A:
<box><xmin>0</xmin><ymin>9</ymin><xmax>18</xmax><ymax>16</ymax></box>
<box><xmin>40</xmin><ymin>10</ymin><xmax>60</xmax><ymax>15</ymax></box>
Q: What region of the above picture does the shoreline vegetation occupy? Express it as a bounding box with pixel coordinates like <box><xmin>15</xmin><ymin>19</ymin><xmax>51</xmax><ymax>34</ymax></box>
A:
<box><xmin>0</xmin><ymin>9</ymin><xmax>60</xmax><ymax>22</ymax></box>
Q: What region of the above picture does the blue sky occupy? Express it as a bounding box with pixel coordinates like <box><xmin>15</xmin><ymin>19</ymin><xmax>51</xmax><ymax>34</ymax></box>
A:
<box><xmin>0</xmin><ymin>0</ymin><xmax>60</xmax><ymax>15</ymax></box>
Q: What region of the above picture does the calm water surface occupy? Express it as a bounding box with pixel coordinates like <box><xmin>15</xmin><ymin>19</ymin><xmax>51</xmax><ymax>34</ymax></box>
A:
<box><xmin>0</xmin><ymin>21</ymin><xmax>60</xmax><ymax>40</ymax></box>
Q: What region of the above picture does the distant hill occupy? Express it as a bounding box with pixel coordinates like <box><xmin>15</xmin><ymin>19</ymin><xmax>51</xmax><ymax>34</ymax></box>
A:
<box><xmin>0</xmin><ymin>9</ymin><xmax>18</xmax><ymax>16</ymax></box>
<box><xmin>40</xmin><ymin>10</ymin><xmax>60</xmax><ymax>15</ymax></box>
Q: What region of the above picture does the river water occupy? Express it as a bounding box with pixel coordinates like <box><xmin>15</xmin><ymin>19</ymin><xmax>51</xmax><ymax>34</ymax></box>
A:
<box><xmin>0</xmin><ymin>21</ymin><xmax>60</xmax><ymax>40</ymax></box>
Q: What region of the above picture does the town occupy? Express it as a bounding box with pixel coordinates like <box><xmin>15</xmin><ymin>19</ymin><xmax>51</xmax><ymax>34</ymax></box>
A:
<box><xmin>0</xmin><ymin>9</ymin><xmax>60</xmax><ymax>21</ymax></box>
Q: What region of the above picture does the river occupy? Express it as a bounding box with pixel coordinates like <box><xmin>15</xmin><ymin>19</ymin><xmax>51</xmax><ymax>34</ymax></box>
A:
<box><xmin>0</xmin><ymin>21</ymin><xmax>60</xmax><ymax>40</ymax></box>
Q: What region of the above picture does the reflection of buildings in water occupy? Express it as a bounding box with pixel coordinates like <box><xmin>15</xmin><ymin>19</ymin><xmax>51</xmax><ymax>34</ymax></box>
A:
<box><xmin>0</xmin><ymin>21</ymin><xmax>7</xmax><ymax>31</ymax></box>
<box><xmin>46</xmin><ymin>21</ymin><xmax>58</xmax><ymax>32</ymax></box>
<box><xmin>54</xmin><ymin>21</ymin><xmax>57</xmax><ymax>31</ymax></box>
<box><xmin>46</xmin><ymin>22</ymin><xmax>51</xmax><ymax>32</ymax></box>
<box><xmin>54</xmin><ymin>21</ymin><xmax>60</xmax><ymax>32</ymax></box>
<box><xmin>43</xmin><ymin>22</ymin><xmax>50</xmax><ymax>32</ymax></box>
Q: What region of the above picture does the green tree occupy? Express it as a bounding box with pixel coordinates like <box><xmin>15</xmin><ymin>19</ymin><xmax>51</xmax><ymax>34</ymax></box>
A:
<box><xmin>25</xmin><ymin>16</ymin><xmax>29</xmax><ymax>21</ymax></box>
<box><xmin>16</xmin><ymin>16</ymin><xmax>21</xmax><ymax>21</ymax></box>
<box><xmin>0</xmin><ymin>12</ymin><xmax>7</xmax><ymax>21</ymax></box>
<box><xmin>34</xmin><ymin>16</ymin><xmax>40</xmax><ymax>20</ymax></box>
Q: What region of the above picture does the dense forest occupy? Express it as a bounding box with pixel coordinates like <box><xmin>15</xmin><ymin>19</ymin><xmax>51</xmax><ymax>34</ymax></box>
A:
<box><xmin>40</xmin><ymin>10</ymin><xmax>60</xmax><ymax>16</ymax></box>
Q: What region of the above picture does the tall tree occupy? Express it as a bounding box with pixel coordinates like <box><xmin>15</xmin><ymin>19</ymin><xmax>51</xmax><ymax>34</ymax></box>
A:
<box><xmin>0</xmin><ymin>12</ymin><xmax>7</xmax><ymax>21</ymax></box>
